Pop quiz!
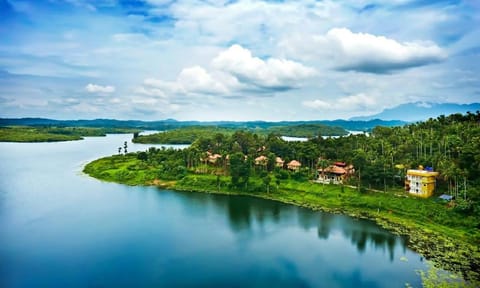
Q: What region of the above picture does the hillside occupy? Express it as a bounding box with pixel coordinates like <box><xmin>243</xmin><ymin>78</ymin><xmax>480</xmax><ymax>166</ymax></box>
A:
<box><xmin>351</xmin><ymin>102</ymin><xmax>480</xmax><ymax>122</ymax></box>
<box><xmin>0</xmin><ymin>118</ymin><xmax>406</xmax><ymax>132</ymax></box>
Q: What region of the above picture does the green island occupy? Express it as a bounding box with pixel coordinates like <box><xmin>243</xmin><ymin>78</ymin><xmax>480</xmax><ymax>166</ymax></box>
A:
<box><xmin>85</xmin><ymin>112</ymin><xmax>480</xmax><ymax>286</ymax></box>
<box><xmin>132</xmin><ymin>123</ymin><xmax>348</xmax><ymax>144</ymax></box>
<box><xmin>0</xmin><ymin>126</ymin><xmax>140</xmax><ymax>142</ymax></box>
<box><xmin>132</xmin><ymin>126</ymin><xmax>237</xmax><ymax>144</ymax></box>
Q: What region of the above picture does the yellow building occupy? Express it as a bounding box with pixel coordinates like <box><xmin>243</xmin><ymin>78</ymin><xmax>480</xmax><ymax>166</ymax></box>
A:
<box><xmin>405</xmin><ymin>169</ymin><xmax>439</xmax><ymax>198</ymax></box>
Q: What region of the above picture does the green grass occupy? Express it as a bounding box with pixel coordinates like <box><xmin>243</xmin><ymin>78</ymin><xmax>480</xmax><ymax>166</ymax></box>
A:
<box><xmin>0</xmin><ymin>126</ymin><xmax>139</xmax><ymax>142</ymax></box>
<box><xmin>83</xmin><ymin>154</ymin><xmax>159</xmax><ymax>185</ymax></box>
<box><xmin>83</xmin><ymin>154</ymin><xmax>480</xmax><ymax>284</ymax></box>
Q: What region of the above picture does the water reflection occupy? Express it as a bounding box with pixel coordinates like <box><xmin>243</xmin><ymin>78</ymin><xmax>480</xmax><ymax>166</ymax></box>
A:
<box><xmin>169</xmin><ymin>189</ymin><xmax>407</xmax><ymax>262</ymax></box>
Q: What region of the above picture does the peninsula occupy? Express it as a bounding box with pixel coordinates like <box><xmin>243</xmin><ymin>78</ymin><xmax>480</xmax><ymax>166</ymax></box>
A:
<box><xmin>84</xmin><ymin>112</ymin><xmax>480</xmax><ymax>285</ymax></box>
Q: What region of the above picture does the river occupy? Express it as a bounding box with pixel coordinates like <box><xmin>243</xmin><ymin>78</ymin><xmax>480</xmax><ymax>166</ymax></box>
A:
<box><xmin>0</xmin><ymin>133</ymin><xmax>426</xmax><ymax>287</ymax></box>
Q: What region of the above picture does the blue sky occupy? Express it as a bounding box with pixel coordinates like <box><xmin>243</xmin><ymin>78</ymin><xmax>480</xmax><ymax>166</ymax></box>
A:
<box><xmin>0</xmin><ymin>0</ymin><xmax>479</xmax><ymax>121</ymax></box>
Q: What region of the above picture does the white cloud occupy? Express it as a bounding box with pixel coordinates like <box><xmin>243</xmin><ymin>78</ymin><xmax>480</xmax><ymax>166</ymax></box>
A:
<box><xmin>134</xmin><ymin>86</ymin><xmax>168</xmax><ymax>98</ymax></box>
<box><xmin>169</xmin><ymin>1</ymin><xmax>306</xmax><ymax>45</ymax></box>
<box><xmin>137</xmin><ymin>44</ymin><xmax>315</xmax><ymax>99</ymax></box>
<box><xmin>85</xmin><ymin>83</ymin><xmax>115</xmax><ymax>94</ymax></box>
<box><xmin>327</xmin><ymin>28</ymin><xmax>447</xmax><ymax>73</ymax></box>
<box><xmin>212</xmin><ymin>44</ymin><xmax>316</xmax><ymax>90</ymax></box>
<box><xmin>139</xmin><ymin>66</ymin><xmax>226</xmax><ymax>96</ymax></box>
<box><xmin>3</xmin><ymin>0</ymin><xmax>478</xmax><ymax>121</ymax></box>
<box><xmin>282</xmin><ymin>28</ymin><xmax>447</xmax><ymax>74</ymax></box>
<box><xmin>302</xmin><ymin>99</ymin><xmax>331</xmax><ymax>110</ymax></box>
<box><xmin>416</xmin><ymin>102</ymin><xmax>432</xmax><ymax>108</ymax></box>
<box><xmin>303</xmin><ymin>93</ymin><xmax>377</xmax><ymax>112</ymax></box>
<box><xmin>177</xmin><ymin>66</ymin><xmax>228</xmax><ymax>94</ymax></box>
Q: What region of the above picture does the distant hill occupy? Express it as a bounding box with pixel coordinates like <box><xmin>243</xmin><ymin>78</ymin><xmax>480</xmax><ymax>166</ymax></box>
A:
<box><xmin>0</xmin><ymin>118</ymin><xmax>406</xmax><ymax>132</ymax></box>
<box><xmin>350</xmin><ymin>102</ymin><xmax>480</xmax><ymax>122</ymax></box>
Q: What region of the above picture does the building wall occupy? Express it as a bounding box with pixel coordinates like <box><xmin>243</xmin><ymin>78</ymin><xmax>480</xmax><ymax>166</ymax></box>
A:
<box><xmin>406</xmin><ymin>174</ymin><xmax>436</xmax><ymax>198</ymax></box>
<box><xmin>317</xmin><ymin>174</ymin><xmax>343</xmax><ymax>184</ymax></box>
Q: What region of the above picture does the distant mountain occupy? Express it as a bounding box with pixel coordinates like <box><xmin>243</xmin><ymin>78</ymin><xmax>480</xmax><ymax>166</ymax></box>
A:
<box><xmin>350</xmin><ymin>102</ymin><xmax>480</xmax><ymax>122</ymax></box>
<box><xmin>0</xmin><ymin>118</ymin><xmax>406</xmax><ymax>132</ymax></box>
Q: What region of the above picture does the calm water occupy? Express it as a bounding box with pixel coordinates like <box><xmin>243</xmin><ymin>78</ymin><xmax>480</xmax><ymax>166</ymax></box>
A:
<box><xmin>0</xmin><ymin>134</ymin><xmax>426</xmax><ymax>287</ymax></box>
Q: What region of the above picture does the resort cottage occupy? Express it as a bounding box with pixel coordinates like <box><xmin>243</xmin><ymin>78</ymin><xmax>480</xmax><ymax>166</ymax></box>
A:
<box><xmin>317</xmin><ymin>162</ymin><xmax>355</xmax><ymax>184</ymax></box>
<box><xmin>287</xmin><ymin>160</ymin><xmax>301</xmax><ymax>171</ymax></box>
<box><xmin>275</xmin><ymin>157</ymin><xmax>285</xmax><ymax>168</ymax></box>
<box><xmin>405</xmin><ymin>167</ymin><xmax>439</xmax><ymax>198</ymax></box>
<box><xmin>254</xmin><ymin>155</ymin><xmax>268</xmax><ymax>166</ymax></box>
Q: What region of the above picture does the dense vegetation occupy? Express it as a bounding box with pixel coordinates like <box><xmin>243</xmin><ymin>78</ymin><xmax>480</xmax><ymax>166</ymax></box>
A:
<box><xmin>84</xmin><ymin>112</ymin><xmax>480</xmax><ymax>284</ymax></box>
<box><xmin>132</xmin><ymin>126</ymin><xmax>237</xmax><ymax>144</ymax></box>
<box><xmin>133</xmin><ymin>124</ymin><xmax>348</xmax><ymax>144</ymax></box>
<box><xmin>0</xmin><ymin>117</ymin><xmax>405</xmax><ymax>132</ymax></box>
<box><xmin>262</xmin><ymin>123</ymin><xmax>348</xmax><ymax>137</ymax></box>
<box><xmin>0</xmin><ymin>126</ymin><xmax>139</xmax><ymax>142</ymax></box>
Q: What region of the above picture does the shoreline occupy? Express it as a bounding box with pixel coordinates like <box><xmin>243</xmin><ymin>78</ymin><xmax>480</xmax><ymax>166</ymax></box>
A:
<box><xmin>83</xmin><ymin>162</ymin><xmax>479</xmax><ymax>284</ymax></box>
<box><xmin>172</xmin><ymin>185</ymin><xmax>479</xmax><ymax>283</ymax></box>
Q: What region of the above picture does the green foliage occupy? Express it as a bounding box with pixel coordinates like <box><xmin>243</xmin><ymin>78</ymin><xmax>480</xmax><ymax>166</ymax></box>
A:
<box><xmin>137</xmin><ymin>151</ymin><xmax>148</xmax><ymax>161</ymax></box>
<box><xmin>274</xmin><ymin>169</ymin><xmax>289</xmax><ymax>180</ymax></box>
<box><xmin>453</xmin><ymin>199</ymin><xmax>474</xmax><ymax>214</ymax></box>
<box><xmin>131</xmin><ymin>123</ymin><xmax>348</xmax><ymax>145</ymax></box>
<box><xmin>229</xmin><ymin>152</ymin><xmax>251</xmax><ymax>188</ymax></box>
<box><xmin>417</xmin><ymin>262</ymin><xmax>472</xmax><ymax>288</ymax></box>
<box><xmin>133</xmin><ymin>126</ymin><xmax>236</xmax><ymax>144</ymax></box>
<box><xmin>291</xmin><ymin>168</ymin><xmax>309</xmax><ymax>181</ymax></box>
<box><xmin>267</xmin><ymin>123</ymin><xmax>348</xmax><ymax>137</ymax></box>
<box><xmin>0</xmin><ymin>126</ymin><xmax>138</xmax><ymax>142</ymax></box>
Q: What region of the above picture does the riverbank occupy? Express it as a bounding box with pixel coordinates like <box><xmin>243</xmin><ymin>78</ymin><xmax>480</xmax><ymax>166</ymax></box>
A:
<box><xmin>84</xmin><ymin>155</ymin><xmax>479</xmax><ymax>285</ymax></box>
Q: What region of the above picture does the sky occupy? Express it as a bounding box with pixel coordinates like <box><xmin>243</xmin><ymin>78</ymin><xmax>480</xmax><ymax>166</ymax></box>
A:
<box><xmin>0</xmin><ymin>0</ymin><xmax>479</xmax><ymax>121</ymax></box>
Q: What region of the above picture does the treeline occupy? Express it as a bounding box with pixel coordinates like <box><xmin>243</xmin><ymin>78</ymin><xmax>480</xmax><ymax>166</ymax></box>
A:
<box><xmin>132</xmin><ymin>126</ymin><xmax>237</xmax><ymax>144</ymax></box>
<box><xmin>0</xmin><ymin>117</ymin><xmax>405</xmax><ymax>132</ymax></box>
<box><xmin>0</xmin><ymin>126</ymin><xmax>138</xmax><ymax>142</ymax></box>
<box><xmin>133</xmin><ymin>124</ymin><xmax>348</xmax><ymax>144</ymax></box>
<box><xmin>130</xmin><ymin>112</ymin><xmax>480</xmax><ymax>214</ymax></box>
<box><xmin>263</xmin><ymin>123</ymin><xmax>347</xmax><ymax>137</ymax></box>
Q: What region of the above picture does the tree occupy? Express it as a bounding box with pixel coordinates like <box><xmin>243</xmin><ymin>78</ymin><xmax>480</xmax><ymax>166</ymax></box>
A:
<box><xmin>137</xmin><ymin>151</ymin><xmax>148</xmax><ymax>161</ymax></box>
<box><xmin>124</xmin><ymin>141</ymin><xmax>128</xmax><ymax>154</ymax></box>
<box><xmin>267</xmin><ymin>152</ymin><xmax>277</xmax><ymax>172</ymax></box>
<box><xmin>352</xmin><ymin>149</ymin><xmax>367</xmax><ymax>192</ymax></box>
<box><xmin>262</xmin><ymin>175</ymin><xmax>271</xmax><ymax>193</ymax></box>
<box><xmin>229</xmin><ymin>152</ymin><xmax>250</xmax><ymax>189</ymax></box>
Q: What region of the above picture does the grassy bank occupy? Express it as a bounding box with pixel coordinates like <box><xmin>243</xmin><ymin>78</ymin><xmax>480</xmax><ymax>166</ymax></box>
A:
<box><xmin>0</xmin><ymin>126</ymin><xmax>139</xmax><ymax>142</ymax></box>
<box><xmin>84</xmin><ymin>154</ymin><xmax>480</xmax><ymax>285</ymax></box>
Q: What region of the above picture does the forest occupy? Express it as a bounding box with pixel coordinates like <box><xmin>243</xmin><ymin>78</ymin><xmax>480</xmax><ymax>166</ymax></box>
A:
<box><xmin>88</xmin><ymin>112</ymin><xmax>480</xmax><ymax>216</ymax></box>
<box><xmin>132</xmin><ymin>123</ymin><xmax>348</xmax><ymax>144</ymax></box>
<box><xmin>0</xmin><ymin>126</ymin><xmax>139</xmax><ymax>142</ymax></box>
<box><xmin>0</xmin><ymin>117</ymin><xmax>405</xmax><ymax>132</ymax></box>
<box><xmin>131</xmin><ymin>112</ymin><xmax>479</xmax><ymax>201</ymax></box>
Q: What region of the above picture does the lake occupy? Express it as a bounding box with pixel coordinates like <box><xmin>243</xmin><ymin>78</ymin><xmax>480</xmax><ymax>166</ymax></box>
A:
<box><xmin>0</xmin><ymin>134</ymin><xmax>426</xmax><ymax>287</ymax></box>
